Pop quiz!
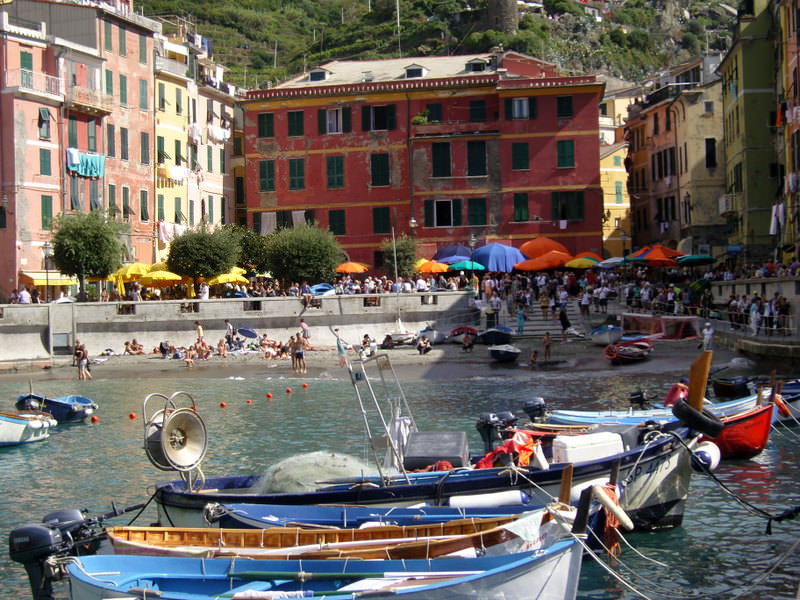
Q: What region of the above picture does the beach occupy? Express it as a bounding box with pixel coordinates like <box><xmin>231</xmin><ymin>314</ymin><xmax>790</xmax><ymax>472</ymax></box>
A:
<box><xmin>0</xmin><ymin>335</ymin><xmax>743</xmax><ymax>385</ymax></box>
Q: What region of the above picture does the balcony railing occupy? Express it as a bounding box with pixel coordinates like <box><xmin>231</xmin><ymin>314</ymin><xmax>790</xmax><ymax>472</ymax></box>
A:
<box><xmin>4</xmin><ymin>69</ymin><xmax>62</xmax><ymax>98</ymax></box>
<box><xmin>155</xmin><ymin>56</ymin><xmax>189</xmax><ymax>79</ymax></box>
<box><xmin>65</xmin><ymin>85</ymin><xmax>114</xmax><ymax>115</ymax></box>
<box><xmin>719</xmin><ymin>193</ymin><xmax>737</xmax><ymax>216</ymax></box>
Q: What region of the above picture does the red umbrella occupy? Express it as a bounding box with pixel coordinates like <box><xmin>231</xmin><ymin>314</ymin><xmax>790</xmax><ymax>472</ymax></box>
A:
<box><xmin>515</xmin><ymin>250</ymin><xmax>574</xmax><ymax>271</ymax></box>
<box><xmin>519</xmin><ymin>237</ymin><xmax>569</xmax><ymax>259</ymax></box>
<box><xmin>625</xmin><ymin>245</ymin><xmax>684</xmax><ymax>267</ymax></box>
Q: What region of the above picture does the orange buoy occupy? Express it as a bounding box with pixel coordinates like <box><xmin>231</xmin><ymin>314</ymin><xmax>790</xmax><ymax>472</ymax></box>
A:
<box><xmin>285</xmin><ymin>387</ymin><xmax>293</xmax><ymax>394</ymax></box>
<box><xmin>128</xmin><ymin>412</ymin><xmax>137</xmax><ymax>420</ymax></box>
<box><xmin>90</xmin><ymin>415</ymin><xmax>99</xmax><ymax>424</ymax></box>
<box><xmin>302</xmin><ymin>383</ymin><xmax>309</xmax><ymax>389</ymax></box>
<box><xmin>220</xmin><ymin>401</ymin><xmax>227</xmax><ymax>408</ymax></box>
<box><xmin>246</xmin><ymin>399</ymin><xmax>253</xmax><ymax>404</ymax></box>
<box><xmin>266</xmin><ymin>392</ymin><xmax>273</xmax><ymax>399</ymax></box>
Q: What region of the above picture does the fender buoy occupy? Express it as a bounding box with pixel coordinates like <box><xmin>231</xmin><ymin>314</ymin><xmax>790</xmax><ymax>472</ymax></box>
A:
<box><xmin>592</xmin><ymin>484</ymin><xmax>634</xmax><ymax>531</ymax></box>
<box><xmin>604</xmin><ymin>345</ymin><xmax>618</xmax><ymax>361</ymax></box>
<box><xmin>774</xmin><ymin>394</ymin><xmax>791</xmax><ymax>418</ymax></box>
<box><xmin>691</xmin><ymin>440</ymin><xmax>721</xmax><ymax>472</ymax></box>
<box><xmin>671</xmin><ymin>398</ymin><xmax>725</xmax><ymax>438</ymax></box>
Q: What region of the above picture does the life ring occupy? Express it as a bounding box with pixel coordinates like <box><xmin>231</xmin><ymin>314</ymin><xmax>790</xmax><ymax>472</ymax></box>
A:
<box><xmin>592</xmin><ymin>484</ymin><xmax>634</xmax><ymax>531</ymax></box>
<box><xmin>604</xmin><ymin>345</ymin><xmax>618</xmax><ymax>361</ymax></box>
<box><xmin>774</xmin><ymin>394</ymin><xmax>791</xmax><ymax>418</ymax></box>
<box><xmin>671</xmin><ymin>398</ymin><xmax>725</xmax><ymax>438</ymax></box>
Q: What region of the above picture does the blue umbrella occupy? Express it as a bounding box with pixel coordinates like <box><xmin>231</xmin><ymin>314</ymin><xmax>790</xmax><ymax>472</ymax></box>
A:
<box><xmin>470</xmin><ymin>243</ymin><xmax>526</xmax><ymax>272</ymax></box>
<box><xmin>433</xmin><ymin>245</ymin><xmax>472</xmax><ymax>261</ymax></box>
<box><xmin>437</xmin><ymin>254</ymin><xmax>472</xmax><ymax>264</ymax></box>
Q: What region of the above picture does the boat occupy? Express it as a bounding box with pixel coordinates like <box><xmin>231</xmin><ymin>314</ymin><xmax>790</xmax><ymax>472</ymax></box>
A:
<box><xmin>62</xmin><ymin>539</ymin><xmax>584</xmax><ymax>600</ymax></box>
<box><xmin>604</xmin><ymin>338</ymin><xmax>653</xmax><ymax>365</ymax></box>
<box><xmin>105</xmin><ymin>505</ymin><xmax>580</xmax><ymax>561</ymax></box>
<box><xmin>415</xmin><ymin>325</ymin><xmax>447</xmax><ymax>345</ymax></box>
<box><xmin>0</xmin><ymin>411</ymin><xmax>56</xmax><ymax>446</ymax></box>
<box><xmin>695</xmin><ymin>403</ymin><xmax>774</xmax><ymax>460</ymax></box>
<box><xmin>15</xmin><ymin>392</ymin><xmax>98</xmax><ymax>423</ymax></box>
<box><xmin>447</xmin><ymin>325</ymin><xmax>478</xmax><ymax>344</ymax></box>
<box><xmin>711</xmin><ymin>375</ymin><xmax>800</xmax><ymax>399</ymax></box>
<box><xmin>476</xmin><ymin>325</ymin><xmax>513</xmax><ymax>345</ymax></box>
<box><xmin>148</xmin><ymin>358</ymin><xmax>705</xmax><ymax>532</ymax></box>
<box><xmin>590</xmin><ymin>324</ymin><xmax>623</xmax><ymax>346</ymax></box>
<box><xmin>207</xmin><ymin>502</ymin><xmax>531</xmax><ymax>529</ymax></box>
<box><xmin>489</xmin><ymin>344</ymin><xmax>522</xmax><ymax>363</ymax></box>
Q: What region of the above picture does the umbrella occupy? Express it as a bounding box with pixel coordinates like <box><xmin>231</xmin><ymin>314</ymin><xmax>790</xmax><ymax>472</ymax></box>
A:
<box><xmin>625</xmin><ymin>245</ymin><xmax>683</xmax><ymax>267</ymax></box>
<box><xmin>433</xmin><ymin>244</ymin><xmax>472</xmax><ymax>261</ymax></box>
<box><xmin>677</xmin><ymin>254</ymin><xmax>715</xmax><ymax>266</ymax></box>
<box><xmin>208</xmin><ymin>272</ymin><xmax>249</xmax><ymax>285</ymax></box>
<box><xmin>115</xmin><ymin>262</ymin><xmax>150</xmax><ymax>281</ymax></box>
<box><xmin>414</xmin><ymin>258</ymin><xmax>431</xmax><ymax>269</ymax></box>
<box><xmin>418</xmin><ymin>260</ymin><xmax>449</xmax><ymax>273</ymax></box>
<box><xmin>574</xmin><ymin>251</ymin><xmax>603</xmax><ymax>262</ymax></box>
<box><xmin>437</xmin><ymin>254</ymin><xmax>472</xmax><ymax>264</ymax></box>
<box><xmin>515</xmin><ymin>250</ymin><xmax>574</xmax><ymax>271</ymax></box>
<box><xmin>519</xmin><ymin>237</ymin><xmax>569</xmax><ymax>259</ymax></box>
<box><xmin>335</xmin><ymin>261</ymin><xmax>370</xmax><ymax>274</ymax></box>
<box><xmin>138</xmin><ymin>270</ymin><xmax>183</xmax><ymax>287</ymax></box>
<box><xmin>148</xmin><ymin>261</ymin><xmax>169</xmax><ymax>272</ymax></box>
<box><xmin>565</xmin><ymin>257</ymin><xmax>599</xmax><ymax>269</ymax></box>
<box><xmin>596</xmin><ymin>257</ymin><xmax>625</xmax><ymax>269</ymax></box>
<box><xmin>470</xmin><ymin>243</ymin><xmax>527</xmax><ymax>272</ymax></box>
<box><xmin>448</xmin><ymin>260</ymin><xmax>486</xmax><ymax>271</ymax></box>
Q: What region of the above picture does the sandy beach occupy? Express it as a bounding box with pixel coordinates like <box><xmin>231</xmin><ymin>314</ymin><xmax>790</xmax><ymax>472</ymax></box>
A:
<box><xmin>0</xmin><ymin>335</ymin><xmax>743</xmax><ymax>385</ymax></box>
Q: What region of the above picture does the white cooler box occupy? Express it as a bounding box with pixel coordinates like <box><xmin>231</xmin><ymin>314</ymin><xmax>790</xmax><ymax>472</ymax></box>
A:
<box><xmin>552</xmin><ymin>431</ymin><xmax>624</xmax><ymax>464</ymax></box>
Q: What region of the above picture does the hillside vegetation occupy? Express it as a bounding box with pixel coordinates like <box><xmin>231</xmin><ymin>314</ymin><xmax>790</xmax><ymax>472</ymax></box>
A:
<box><xmin>138</xmin><ymin>0</ymin><xmax>737</xmax><ymax>88</ymax></box>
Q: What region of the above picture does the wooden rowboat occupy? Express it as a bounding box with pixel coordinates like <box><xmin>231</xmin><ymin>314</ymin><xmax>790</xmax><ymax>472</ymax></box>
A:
<box><xmin>702</xmin><ymin>403</ymin><xmax>774</xmax><ymax>460</ymax></box>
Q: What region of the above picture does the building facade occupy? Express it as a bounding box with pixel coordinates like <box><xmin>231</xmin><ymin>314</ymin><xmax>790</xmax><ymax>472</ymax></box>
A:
<box><xmin>599</xmin><ymin>143</ymin><xmax>631</xmax><ymax>257</ymax></box>
<box><xmin>241</xmin><ymin>51</ymin><xmax>605</xmax><ymax>266</ymax></box>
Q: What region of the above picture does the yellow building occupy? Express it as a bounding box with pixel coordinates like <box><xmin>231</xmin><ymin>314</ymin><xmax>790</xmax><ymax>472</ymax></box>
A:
<box><xmin>154</xmin><ymin>34</ymin><xmax>190</xmax><ymax>260</ymax></box>
<box><xmin>599</xmin><ymin>143</ymin><xmax>631</xmax><ymax>257</ymax></box>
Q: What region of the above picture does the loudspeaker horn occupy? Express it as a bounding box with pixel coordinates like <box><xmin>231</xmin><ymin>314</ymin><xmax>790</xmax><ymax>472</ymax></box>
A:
<box><xmin>160</xmin><ymin>407</ymin><xmax>208</xmax><ymax>472</ymax></box>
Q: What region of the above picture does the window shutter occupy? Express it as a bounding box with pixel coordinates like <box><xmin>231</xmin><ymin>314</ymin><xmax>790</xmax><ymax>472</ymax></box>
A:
<box><xmin>387</xmin><ymin>104</ymin><xmax>396</xmax><ymax>130</ymax></box>
<box><xmin>504</xmin><ymin>98</ymin><xmax>512</xmax><ymax>120</ymax></box>
<box><xmin>452</xmin><ymin>198</ymin><xmax>462</xmax><ymax>226</ymax></box>
<box><xmin>318</xmin><ymin>109</ymin><xmax>327</xmax><ymax>135</ymax></box>
<box><xmin>551</xmin><ymin>192</ymin><xmax>560</xmax><ymax>221</ymax></box>
<box><xmin>529</xmin><ymin>98</ymin><xmax>537</xmax><ymax>119</ymax></box>
<box><xmin>362</xmin><ymin>106</ymin><xmax>371</xmax><ymax>131</ymax></box>
<box><xmin>424</xmin><ymin>199</ymin><xmax>434</xmax><ymax>227</ymax></box>
<box><xmin>343</xmin><ymin>107</ymin><xmax>351</xmax><ymax>132</ymax></box>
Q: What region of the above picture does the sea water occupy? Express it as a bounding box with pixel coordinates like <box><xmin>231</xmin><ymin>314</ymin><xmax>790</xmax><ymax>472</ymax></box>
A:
<box><xmin>0</xmin><ymin>364</ymin><xmax>798</xmax><ymax>599</ymax></box>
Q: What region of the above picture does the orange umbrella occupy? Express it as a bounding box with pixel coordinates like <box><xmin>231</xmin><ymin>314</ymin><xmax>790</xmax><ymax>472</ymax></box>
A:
<box><xmin>336</xmin><ymin>261</ymin><xmax>370</xmax><ymax>273</ymax></box>
<box><xmin>625</xmin><ymin>245</ymin><xmax>683</xmax><ymax>267</ymax></box>
<box><xmin>418</xmin><ymin>260</ymin><xmax>449</xmax><ymax>273</ymax></box>
<box><xmin>574</xmin><ymin>251</ymin><xmax>603</xmax><ymax>262</ymax></box>
<box><xmin>515</xmin><ymin>250</ymin><xmax>574</xmax><ymax>271</ymax></box>
<box><xmin>519</xmin><ymin>237</ymin><xmax>569</xmax><ymax>259</ymax></box>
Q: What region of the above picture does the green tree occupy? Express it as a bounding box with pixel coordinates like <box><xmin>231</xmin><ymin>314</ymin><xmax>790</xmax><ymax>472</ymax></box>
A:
<box><xmin>226</xmin><ymin>224</ymin><xmax>271</xmax><ymax>276</ymax></box>
<box><xmin>263</xmin><ymin>224</ymin><xmax>342</xmax><ymax>285</ymax></box>
<box><xmin>166</xmin><ymin>227</ymin><xmax>239</xmax><ymax>279</ymax></box>
<box><xmin>380</xmin><ymin>233</ymin><xmax>417</xmax><ymax>280</ymax></box>
<box><xmin>51</xmin><ymin>211</ymin><xmax>127</xmax><ymax>301</ymax></box>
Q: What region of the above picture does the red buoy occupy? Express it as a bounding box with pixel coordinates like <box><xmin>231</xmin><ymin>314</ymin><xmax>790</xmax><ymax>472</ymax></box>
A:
<box><xmin>266</xmin><ymin>392</ymin><xmax>273</xmax><ymax>399</ymax></box>
<box><xmin>128</xmin><ymin>412</ymin><xmax>137</xmax><ymax>420</ymax></box>
<box><xmin>302</xmin><ymin>383</ymin><xmax>309</xmax><ymax>389</ymax></box>
<box><xmin>220</xmin><ymin>401</ymin><xmax>227</xmax><ymax>408</ymax></box>
<box><xmin>90</xmin><ymin>415</ymin><xmax>99</xmax><ymax>424</ymax></box>
<box><xmin>285</xmin><ymin>387</ymin><xmax>292</xmax><ymax>394</ymax></box>
<box><xmin>246</xmin><ymin>399</ymin><xmax>253</xmax><ymax>404</ymax></box>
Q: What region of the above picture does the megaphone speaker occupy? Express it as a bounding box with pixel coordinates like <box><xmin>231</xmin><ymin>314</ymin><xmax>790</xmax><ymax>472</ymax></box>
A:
<box><xmin>161</xmin><ymin>407</ymin><xmax>208</xmax><ymax>472</ymax></box>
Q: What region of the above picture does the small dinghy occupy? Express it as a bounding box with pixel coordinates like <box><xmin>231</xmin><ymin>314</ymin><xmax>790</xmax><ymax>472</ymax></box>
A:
<box><xmin>0</xmin><ymin>410</ymin><xmax>56</xmax><ymax>445</ymax></box>
<box><xmin>476</xmin><ymin>326</ymin><xmax>513</xmax><ymax>345</ymax></box>
<box><xmin>15</xmin><ymin>392</ymin><xmax>98</xmax><ymax>423</ymax></box>
<box><xmin>488</xmin><ymin>344</ymin><xmax>521</xmax><ymax>363</ymax></box>
<box><xmin>604</xmin><ymin>339</ymin><xmax>653</xmax><ymax>365</ymax></box>
<box><xmin>590</xmin><ymin>324</ymin><xmax>623</xmax><ymax>346</ymax></box>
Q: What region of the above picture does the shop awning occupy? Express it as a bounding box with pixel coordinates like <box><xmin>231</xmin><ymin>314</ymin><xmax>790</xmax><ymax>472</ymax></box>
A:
<box><xmin>19</xmin><ymin>271</ymin><xmax>78</xmax><ymax>286</ymax></box>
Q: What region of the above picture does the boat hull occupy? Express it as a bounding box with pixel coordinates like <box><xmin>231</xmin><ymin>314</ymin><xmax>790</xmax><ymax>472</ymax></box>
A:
<box><xmin>476</xmin><ymin>327</ymin><xmax>513</xmax><ymax>345</ymax></box>
<box><xmin>489</xmin><ymin>344</ymin><xmax>521</xmax><ymax>363</ymax></box>
<box><xmin>155</xmin><ymin>429</ymin><xmax>698</xmax><ymax>532</ymax></box>
<box><xmin>67</xmin><ymin>541</ymin><xmax>583</xmax><ymax>600</ymax></box>
<box><xmin>703</xmin><ymin>404</ymin><xmax>773</xmax><ymax>459</ymax></box>
<box><xmin>590</xmin><ymin>325</ymin><xmax>623</xmax><ymax>346</ymax></box>
<box><xmin>0</xmin><ymin>411</ymin><xmax>53</xmax><ymax>446</ymax></box>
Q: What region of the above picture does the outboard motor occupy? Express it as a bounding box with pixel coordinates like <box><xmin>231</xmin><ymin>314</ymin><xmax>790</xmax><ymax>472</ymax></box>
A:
<box><xmin>629</xmin><ymin>389</ymin><xmax>648</xmax><ymax>409</ymax></box>
<box><xmin>9</xmin><ymin>503</ymin><xmax>144</xmax><ymax>600</ymax></box>
<box><xmin>475</xmin><ymin>411</ymin><xmax>519</xmax><ymax>454</ymax></box>
<box><xmin>523</xmin><ymin>397</ymin><xmax>547</xmax><ymax>422</ymax></box>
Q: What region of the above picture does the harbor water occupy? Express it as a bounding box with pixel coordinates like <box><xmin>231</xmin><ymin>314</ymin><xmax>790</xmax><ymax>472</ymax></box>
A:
<box><xmin>0</xmin><ymin>363</ymin><xmax>798</xmax><ymax>599</ymax></box>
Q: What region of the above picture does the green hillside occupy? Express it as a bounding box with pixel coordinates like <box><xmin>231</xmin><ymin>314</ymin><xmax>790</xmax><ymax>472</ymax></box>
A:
<box><xmin>138</xmin><ymin>0</ymin><xmax>736</xmax><ymax>88</ymax></box>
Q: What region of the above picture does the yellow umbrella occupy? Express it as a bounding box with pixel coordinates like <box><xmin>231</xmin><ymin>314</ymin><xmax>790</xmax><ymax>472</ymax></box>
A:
<box><xmin>115</xmin><ymin>262</ymin><xmax>150</xmax><ymax>282</ymax></box>
<box><xmin>148</xmin><ymin>261</ymin><xmax>169</xmax><ymax>272</ymax></box>
<box><xmin>414</xmin><ymin>258</ymin><xmax>430</xmax><ymax>269</ymax></box>
<box><xmin>564</xmin><ymin>257</ymin><xmax>599</xmax><ymax>269</ymax></box>
<box><xmin>138</xmin><ymin>270</ymin><xmax>183</xmax><ymax>287</ymax></box>
<box><xmin>208</xmin><ymin>272</ymin><xmax>249</xmax><ymax>285</ymax></box>
<box><xmin>231</xmin><ymin>266</ymin><xmax>247</xmax><ymax>275</ymax></box>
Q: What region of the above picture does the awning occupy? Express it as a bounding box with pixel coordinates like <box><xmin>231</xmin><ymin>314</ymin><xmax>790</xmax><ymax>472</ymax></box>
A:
<box><xmin>19</xmin><ymin>271</ymin><xmax>78</xmax><ymax>287</ymax></box>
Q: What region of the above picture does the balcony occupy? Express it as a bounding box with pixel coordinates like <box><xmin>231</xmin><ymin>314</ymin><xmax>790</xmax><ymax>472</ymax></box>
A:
<box><xmin>155</xmin><ymin>56</ymin><xmax>190</xmax><ymax>80</ymax></box>
<box><xmin>718</xmin><ymin>193</ymin><xmax>737</xmax><ymax>216</ymax></box>
<box><xmin>4</xmin><ymin>69</ymin><xmax>62</xmax><ymax>102</ymax></box>
<box><xmin>411</xmin><ymin>120</ymin><xmax>499</xmax><ymax>138</ymax></box>
<box><xmin>65</xmin><ymin>85</ymin><xmax>113</xmax><ymax>116</ymax></box>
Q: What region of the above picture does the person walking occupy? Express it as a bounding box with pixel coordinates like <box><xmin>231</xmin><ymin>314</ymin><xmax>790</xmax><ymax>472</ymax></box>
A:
<box><xmin>701</xmin><ymin>322</ymin><xmax>714</xmax><ymax>351</ymax></box>
<box><xmin>559</xmin><ymin>307</ymin><xmax>571</xmax><ymax>343</ymax></box>
<box><xmin>224</xmin><ymin>319</ymin><xmax>235</xmax><ymax>349</ymax></box>
<box><xmin>299</xmin><ymin>318</ymin><xmax>310</xmax><ymax>342</ymax></box>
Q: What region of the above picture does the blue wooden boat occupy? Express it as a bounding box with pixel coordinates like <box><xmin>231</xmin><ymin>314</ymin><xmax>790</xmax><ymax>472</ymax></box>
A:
<box><xmin>64</xmin><ymin>541</ymin><xmax>583</xmax><ymax>600</ymax></box>
<box><xmin>15</xmin><ymin>393</ymin><xmax>98</xmax><ymax>423</ymax></box>
<box><xmin>476</xmin><ymin>325</ymin><xmax>513</xmax><ymax>345</ymax></box>
<box><xmin>207</xmin><ymin>501</ymin><xmax>533</xmax><ymax>529</ymax></box>
<box><xmin>489</xmin><ymin>344</ymin><xmax>521</xmax><ymax>363</ymax></box>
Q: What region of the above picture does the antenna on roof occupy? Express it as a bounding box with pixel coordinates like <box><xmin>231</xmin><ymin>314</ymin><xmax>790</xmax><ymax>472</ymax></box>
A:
<box><xmin>396</xmin><ymin>0</ymin><xmax>401</xmax><ymax>56</ymax></box>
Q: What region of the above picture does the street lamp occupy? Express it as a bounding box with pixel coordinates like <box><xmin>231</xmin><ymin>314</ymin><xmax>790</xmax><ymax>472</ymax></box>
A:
<box><xmin>43</xmin><ymin>241</ymin><xmax>52</xmax><ymax>302</ymax></box>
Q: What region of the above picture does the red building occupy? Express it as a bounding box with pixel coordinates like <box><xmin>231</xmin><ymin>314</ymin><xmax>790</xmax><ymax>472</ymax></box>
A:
<box><xmin>241</xmin><ymin>50</ymin><xmax>604</xmax><ymax>266</ymax></box>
